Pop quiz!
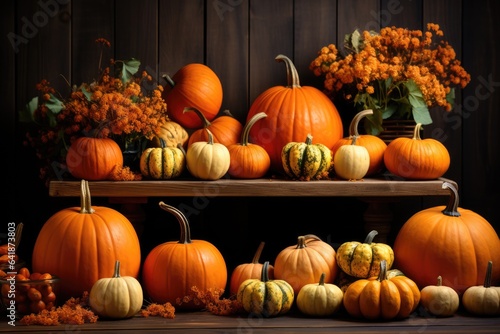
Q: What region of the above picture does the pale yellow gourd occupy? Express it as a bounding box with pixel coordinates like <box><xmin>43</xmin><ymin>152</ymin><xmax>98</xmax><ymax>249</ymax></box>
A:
<box><xmin>420</xmin><ymin>276</ymin><xmax>459</xmax><ymax>317</ymax></box>
<box><xmin>296</xmin><ymin>272</ymin><xmax>343</xmax><ymax>317</ymax></box>
<box><xmin>89</xmin><ymin>260</ymin><xmax>143</xmax><ymax>319</ymax></box>
<box><xmin>333</xmin><ymin>136</ymin><xmax>370</xmax><ymax>180</ymax></box>
<box><xmin>462</xmin><ymin>261</ymin><xmax>500</xmax><ymax>316</ymax></box>
<box><xmin>186</xmin><ymin>128</ymin><xmax>230</xmax><ymax>180</ymax></box>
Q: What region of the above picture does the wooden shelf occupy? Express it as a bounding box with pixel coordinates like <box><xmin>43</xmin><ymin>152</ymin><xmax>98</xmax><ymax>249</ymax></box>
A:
<box><xmin>48</xmin><ymin>175</ymin><xmax>456</xmax><ymax>198</ymax></box>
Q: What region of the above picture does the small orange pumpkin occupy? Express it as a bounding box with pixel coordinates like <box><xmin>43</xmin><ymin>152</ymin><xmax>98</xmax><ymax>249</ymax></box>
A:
<box><xmin>383</xmin><ymin>122</ymin><xmax>450</xmax><ymax>179</ymax></box>
<box><xmin>142</xmin><ymin>202</ymin><xmax>227</xmax><ymax>309</ymax></box>
<box><xmin>66</xmin><ymin>137</ymin><xmax>123</xmax><ymax>180</ymax></box>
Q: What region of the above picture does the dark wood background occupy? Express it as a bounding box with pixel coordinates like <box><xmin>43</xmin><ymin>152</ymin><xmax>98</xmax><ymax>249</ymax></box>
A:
<box><xmin>2</xmin><ymin>0</ymin><xmax>500</xmax><ymax>288</ymax></box>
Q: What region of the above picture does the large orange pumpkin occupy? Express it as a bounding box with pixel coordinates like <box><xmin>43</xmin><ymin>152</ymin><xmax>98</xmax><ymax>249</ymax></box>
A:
<box><xmin>383</xmin><ymin>122</ymin><xmax>450</xmax><ymax>179</ymax></box>
<box><xmin>331</xmin><ymin>109</ymin><xmax>387</xmax><ymax>176</ymax></box>
<box><xmin>66</xmin><ymin>137</ymin><xmax>123</xmax><ymax>180</ymax></box>
<box><xmin>246</xmin><ymin>54</ymin><xmax>343</xmax><ymax>173</ymax></box>
<box><xmin>142</xmin><ymin>202</ymin><xmax>227</xmax><ymax>309</ymax></box>
<box><xmin>393</xmin><ymin>181</ymin><xmax>500</xmax><ymax>295</ymax></box>
<box><xmin>32</xmin><ymin>180</ymin><xmax>141</xmax><ymax>300</ymax></box>
<box><xmin>274</xmin><ymin>234</ymin><xmax>338</xmax><ymax>296</ymax></box>
<box><xmin>163</xmin><ymin>63</ymin><xmax>223</xmax><ymax>129</ymax></box>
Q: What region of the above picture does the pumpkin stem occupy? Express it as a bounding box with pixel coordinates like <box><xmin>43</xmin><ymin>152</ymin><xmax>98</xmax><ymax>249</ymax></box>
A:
<box><xmin>318</xmin><ymin>272</ymin><xmax>326</xmax><ymax>286</ymax></box>
<box><xmin>159</xmin><ymin>201</ymin><xmax>192</xmax><ymax>244</ymax></box>
<box><xmin>441</xmin><ymin>182</ymin><xmax>461</xmax><ymax>217</ymax></box>
<box><xmin>349</xmin><ymin>109</ymin><xmax>373</xmax><ymax>137</ymax></box>
<box><xmin>483</xmin><ymin>261</ymin><xmax>493</xmax><ymax>288</ymax></box>
<box><xmin>364</xmin><ymin>230</ymin><xmax>379</xmax><ymax>244</ymax></box>
<box><xmin>80</xmin><ymin>180</ymin><xmax>95</xmax><ymax>214</ymax></box>
<box><xmin>437</xmin><ymin>275</ymin><xmax>442</xmax><ymax>286</ymax></box>
<box><xmin>241</xmin><ymin>112</ymin><xmax>267</xmax><ymax>146</ymax></box>
<box><xmin>296</xmin><ymin>236</ymin><xmax>307</xmax><ymax>249</ymax></box>
<box><xmin>305</xmin><ymin>134</ymin><xmax>313</xmax><ymax>145</ymax></box>
<box><xmin>251</xmin><ymin>242</ymin><xmax>266</xmax><ymax>264</ymax></box>
<box><xmin>205</xmin><ymin>128</ymin><xmax>215</xmax><ymax>145</ymax></box>
<box><xmin>183</xmin><ymin>107</ymin><xmax>211</xmax><ymax>128</ymax></box>
<box><xmin>377</xmin><ymin>260</ymin><xmax>387</xmax><ymax>281</ymax></box>
<box><xmin>163</xmin><ymin>74</ymin><xmax>175</xmax><ymax>88</ymax></box>
<box><xmin>275</xmin><ymin>54</ymin><xmax>301</xmax><ymax>88</ymax></box>
<box><xmin>113</xmin><ymin>260</ymin><xmax>121</xmax><ymax>278</ymax></box>
<box><xmin>261</xmin><ymin>261</ymin><xmax>271</xmax><ymax>282</ymax></box>
<box><xmin>412</xmin><ymin>123</ymin><xmax>423</xmax><ymax>140</ymax></box>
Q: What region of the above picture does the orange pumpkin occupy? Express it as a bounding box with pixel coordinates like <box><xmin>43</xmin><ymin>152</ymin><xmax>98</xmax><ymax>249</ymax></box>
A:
<box><xmin>227</xmin><ymin>112</ymin><xmax>271</xmax><ymax>179</ymax></box>
<box><xmin>163</xmin><ymin>63</ymin><xmax>223</xmax><ymax>129</ymax></box>
<box><xmin>331</xmin><ymin>109</ymin><xmax>387</xmax><ymax>176</ymax></box>
<box><xmin>185</xmin><ymin>108</ymin><xmax>243</xmax><ymax>148</ymax></box>
<box><xmin>32</xmin><ymin>180</ymin><xmax>141</xmax><ymax>300</ymax></box>
<box><xmin>246</xmin><ymin>54</ymin><xmax>343</xmax><ymax>173</ymax></box>
<box><xmin>229</xmin><ymin>241</ymin><xmax>274</xmax><ymax>296</ymax></box>
<box><xmin>383</xmin><ymin>122</ymin><xmax>450</xmax><ymax>179</ymax></box>
<box><xmin>66</xmin><ymin>137</ymin><xmax>123</xmax><ymax>180</ymax></box>
<box><xmin>393</xmin><ymin>181</ymin><xmax>500</xmax><ymax>295</ymax></box>
<box><xmin>274</xmin><ymin>234</ymin><xmax>338</xmax><ymax>296</ymax></box>
<box><xmin>142</xmin><ymin>202</ymin><xmax>227</xmax><ymax>309</ymax></box>
<box><xmin>343</xmin><ymin>260</ymin><xmax>420</xmax><ymax>320</ymax></box>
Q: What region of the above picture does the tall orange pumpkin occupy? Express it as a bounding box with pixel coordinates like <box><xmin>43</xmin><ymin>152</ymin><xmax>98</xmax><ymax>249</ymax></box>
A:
<box><xmin>331</xmin><ymin>109</ymin><xmax>387</xmax><ymax>176</ymax></box>
<box><xmin>274</xmin><ymin>234</ymin><xmax>338</xmax><ymax>296</ymax></box>
<box><xmin>393</xmin><ymin>182</ymin><xmax>500</xmax><ymax>295</ymax></box>
<box><xmin>32</xmin><ymin>180</ymin><xmax>141</xmax><ymax>300</ymax></box>
<box><xmin>163</xmin><ymin>63</ymin><xmax>223</xmax><ymax>129</ymax></box>
<box><xmin>66</xmin><ymin>137</ymin><xmax>123</xmax><ymax>180</ymax></box>
<box><xmin>142</xmin><ymin>202</ymin><xmax>227</xmax><ymax>309</ymax></box>
<box><xmin>246</xmin><ymin>54</ymin><xmax>343</xmax><ymax>173</ymax></box>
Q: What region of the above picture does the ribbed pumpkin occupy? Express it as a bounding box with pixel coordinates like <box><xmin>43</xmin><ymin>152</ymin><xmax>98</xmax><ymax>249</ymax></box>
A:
<box><xmin>229</xmin><ymin>241</ymin><xmax>274</xmax><ymax>296</ymax></box>
<box><xmin>281</xmin><ymin>134</ymin><xmax>332</xmax><ymax>180</ymax></box>
<box><xmin>274</xmin><ymin>234</ymin><xmax>338</xmax><ymax>296</ymax></box>
<box><xmin>163</xmin><ymin>63</ymin><xmax>223</xmax><ymax>129</ymax></box>
<box><xmin>32</xmin><ymin>180</ymin><xmax>141</xmax><ymax>300</ymax></box>
<box><xmin>384</xmin><ymin>122</ymin><xmax>450</xmax><ymax>179</ymax></box>
<box><xmin>462</xmin><ymin>261</ymin><xmax>500</xmax><ymax>316</ymax></box>
<box><xmin>296</xmin><ymin>272</ymin><xmax>344</xmax><ymax>317</ymax></box>
<box><xmin>66</xmin><ymin>137</ymin><xmax>123</xmax><ymax>180</ymax></box>
<box><xmin>139</xmin><ymin>145</ymin><xmax>185</xmax><ymax>179</ymax></box>
<box><xmin>331</xmin><ymin>109</ymin><xmax>387</xmax><ymax>176</ymax></box>
<box><xmin>246</xmin><ymin>54</ymin><xmax>343</xmax><ymax>173</ymax></box>
<box><xmin>186</xmin><ymin>128</ymin><xmax>230</xmax><ymax>180</ymax></box>
<box><xmin>333</xmin><ymin>136</ymin><xmax>370</xmax><ymax>180</ymax></box>
<box><xmin>89</xmin><ymin>260</ymin><xmax>143</xmax><ymax>319</ymax></box>
<box><xmin>150</xmin><ymin>120</ymin><xmax>189</xmax><ymax>149</ymax></box>
<box><xmin>227</xmin><ymin>112</ymin><xmax>271</xmax><ymax>179</ymax></box>
<box><xmin>142</xmin><ymin>202</ymin><xmax>227</xmax><ymax>309</ymax></box>
<box><xmin>185</xmin><ymin>108</ymin><xmax>243</xmax><ymax>148</ymax></box>
<box><xmin>420</xmin><ymin>275</ymin><xmax>460</xmax><ymax>317</ymax></box>
<box><xmin>336</xmin><ymin>230</ymin><xmax>394</xmax><ymax>278</ymax></box>
<box><xmin>237</xmin><ymin>261</ymin><xmax>294</xmax><ymax>317</ymax></box>
<box><xmin>343</xmin><ymin>260</ymin><xmax>421</xmax><ymax>320</ymax></box>
<box><xmin>393</xmin><ymin>182</ymin><xmax>500</xmax><ymax>295</ymax></box>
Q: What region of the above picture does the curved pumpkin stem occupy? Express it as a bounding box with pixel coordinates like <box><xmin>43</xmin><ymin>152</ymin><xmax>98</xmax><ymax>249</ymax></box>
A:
<box><xmin>113</xmin><ymin>260</ymin><xmax>121</xmax><ymax>278</ymax></box>
<box><xmin>349</xmin><ymin>109</ymin><xmax>373</xmax><ymax>137</ymax></box>
<box><xmin>251</xmin><ymin>242</ymin><xmax>266</xmax><ymax>264</ymax></box>
<box><xmin>302</xmin><ymin>234</ymin><xmax>323</xmax><ymax>245</ymax></box>
<box><xmin>275</xmin><ymin>54</ymin><xmax>301</xmax><ymax>88</ymax></box>
<box><xmin>241</xmin><ymin>112</ymin><xmax>267</xmax><ymax>146</ymax></box>
<box><xmin>183</xmin><ymin>107</ymin><xmax>211</xmax><ymax>128</ymax></box>
<box><xmin>206</xmin><ymin>128</ymin><xmax>215</xmax><ymax>145</ymax></box>
<box><xmin>483</xmin><ymin>261</ymin><xmax>493</xmax><ymax>288</ymax></box>
<box><xmin>159</xmin><ymin>201</ymin><xmax>192</xmax><ymax>244</ymax></box>
<box><xmin>261</xmin><ymin>261</ymin><xmax>271</xmax><ymax>282</ymax></box>
<box><xmin>377</xmin><ymin>260</ymin><xmax>387</xmax><ymax>281</ymax></box>
<box><xmin>163</xmin><ymin>74</ymin><xmax>175</xmax><ymax>88</ymax></box>
<box><xmin>441</xmin><ymin>181</ymin><xmax>461</xmax><ymax>217</ymax></box>
<box><xmin>412</xmin><ymin>123</ymin><xmax>423</xmax><ymax>140</ymax></box>
<box><xmin>80</xmin><ymin>180</ymin><xmax>95</xmax><ymax>214</ymax></box>
<box><xmin>364</xmin><ymin>230</ymin><xmax>379</xmax><ymax>244</ymax></box>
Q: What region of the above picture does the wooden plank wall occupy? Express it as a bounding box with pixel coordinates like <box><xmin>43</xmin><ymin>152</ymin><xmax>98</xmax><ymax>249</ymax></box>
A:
<box><xmin>2</xmin><ymin>0</ymin><xmax>500</xmax><ymax>277</ymax></box>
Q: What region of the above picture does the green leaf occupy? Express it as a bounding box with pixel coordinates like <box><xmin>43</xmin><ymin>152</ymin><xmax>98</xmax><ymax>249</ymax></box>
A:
<box><xmin>45</xmin><ymin>94</ymin><xmax>64</xmax><ymax>127</ymax></box>
<box><xmin>446</xmin><ymin>87</ymin><xmax>456</xmax><ymax>106</ymax></box>
<box><xmin>19</xmin><ymin>96</ymin><xmax>39</xmax><ymax>122</ymax></box>
<box><xmin>80</xmin><ymin>85</ymin><xmax>92</xmax><ymax>101</ymax></box>
<box><xmin>121</xmin><ymin>58</ymin><xmax>141</xmax><ymax>84</ymax></box>
<box><xmin>405</xmin><ymin>80</ymin><xmax>433</xmax><ymax>125</ymax></box>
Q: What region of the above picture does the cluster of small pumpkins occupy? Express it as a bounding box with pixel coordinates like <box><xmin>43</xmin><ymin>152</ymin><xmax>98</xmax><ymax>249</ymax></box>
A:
<box><xmin>27</xmin><ymin>178</ymin><xmax>500</xmax><ymax>320</ymax></box>
<box><xmin>64</xmin><ymin>54</ymin><xmax>451</xmax><ymax>182</ymax></box>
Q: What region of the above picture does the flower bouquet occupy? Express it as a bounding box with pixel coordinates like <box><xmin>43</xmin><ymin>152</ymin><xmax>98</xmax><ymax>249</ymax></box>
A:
<box><xmin>310</xmin><ymin>23</ymin><xmax>471</xmax><ymax>135</ymax></box>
